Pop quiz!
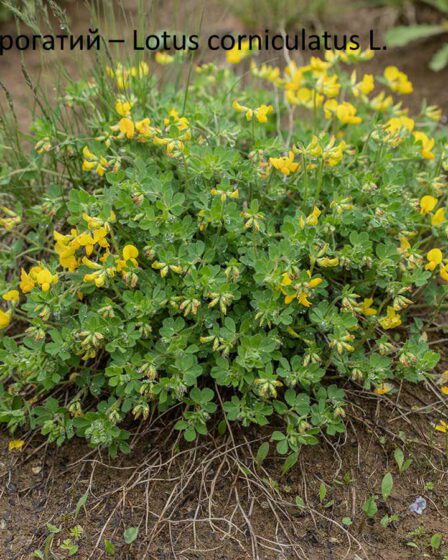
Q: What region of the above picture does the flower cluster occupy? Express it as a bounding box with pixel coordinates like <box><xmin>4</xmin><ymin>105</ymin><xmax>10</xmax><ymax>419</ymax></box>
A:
<box><xmin>0</xmin><ymin>46</ymin><xmax>447</xmax><ymax>456</ymax></box>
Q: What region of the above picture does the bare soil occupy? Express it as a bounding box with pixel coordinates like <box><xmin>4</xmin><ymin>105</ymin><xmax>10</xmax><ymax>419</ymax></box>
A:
<box><xmin>1</xmin><ymin>387</ymin><xmax>448</xmax><ymax>559</ymax></box>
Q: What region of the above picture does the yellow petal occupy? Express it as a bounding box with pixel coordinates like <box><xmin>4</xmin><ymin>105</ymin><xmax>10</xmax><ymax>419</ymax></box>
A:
<box><xmin>420</xmin><ymin>195</ymin><xmax>438</xmax><ymax>215</ymax></box>
<box><xmin>308</xmin><ymin>277</ymin><xmax>322</xmax><ymax>288</ymax></box>
<box><xmin>374</xmin><ymin>383</ymin><xmax>394</xmax><ymax>395</ymax></box>
<box><xmin>435</xmin><ymin>420</ymin><xmax>448</xmax><ymax>433</ymax></box>
<box><xmin>2</xmin><ymin>289</ymin><xmax>19</xmax><ymax>303</ymax></box>
<box><xmin>119</xmin><ymin>118</ymin><xmax>135</xmax><ymax>139</ymax></box>
<box><xmin>122</xmin><ymin>245</ymin><xmax>139</xmax><ymax>260</ymax></box>
<box><xmin>427</xmin><ymin>248</ymin><xmax>443</xmax><ymax>266</ymax></box>
<box><xmin>0</xmin><ymin>309</ymin><xmax>11</xmax><ymax>329</ymax></box>
<box><xmin>8</xmin><ymin>439</ymin><xmax>25</xmax><ymax>451</ymax></box>
<box><xmin>431</xmin><ymin>208</ymin><xmax>445</xmax><ymax>226</ymax></box>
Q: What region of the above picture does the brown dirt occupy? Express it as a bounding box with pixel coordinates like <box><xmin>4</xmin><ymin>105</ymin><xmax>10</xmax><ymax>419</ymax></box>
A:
<box><xmin>1</xmin><ymin>386</ymin><xmax>448</xmax><ymax>559</ymax></box>
<box><xmin>1</xmin><ymin>2</ymin><xmax>448</xmax><ymax>559</ymax></box>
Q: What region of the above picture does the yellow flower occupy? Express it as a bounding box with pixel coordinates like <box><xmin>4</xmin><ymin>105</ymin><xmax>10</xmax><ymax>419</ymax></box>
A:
<box><xmin>435</xmin><ymin>420</ymin><xmax>448</xmax><ymax>433</ymax></box>
<box><xmin>255</xmin><ymin>377</ymin><xmax>283</xmax><ymax>399</ymax></box>
<box><xmin>323</xmin><ymin>99</ymin><xmax>338</xmax><ymax>119</ymax></box>
<box><xmin>53</xmin><ymin>230</ymin><xmax>78</xmax><ymax>272</ymax></box>
<box><xmin>0</xmin><ymin>206</ymin><xmax>21</xmax><ymax>230</ymax></box>
<box><xmin>432</xmin><ymin>208</ymin><xmax>445</xmax><ymax>226</ymax></box>
<box><xmin>19</xmin><ymin>264</ymin><xmax>57</xmax><ymax>292</ymax></box>
<box><xmin>269</xmin><ymin>151</ymin><xmax>299</xmax><ymax>176</ymax></box>
<box><xmin>370</xmin><ymin>92</ymin><xmax>393</xmax><ymax>112</ymax></box>
<box><xmin>123</xmin><ymin>245</ymin><xmax>139</xmax><ymax>261</ymax></box>
<box><xmin>281</xmin><ymin>271</ymin><xmax>322</xmax><ymax>307</ymax></box>
<box><xmin>108</xmin><ymin>62</ymin><xmax>149</xmax><ymax>89</ymax></box>
<box><xmin>155</xmin><ymin>52</ymin><xmax>174</xmax><ymax>65</ymax></box>
<box><xmin>119</xmin><ymin>118</ymin><xmax>135</xmax><ymax>139</ymax></box>
<box><xmin>323</xmin><ymin>137</ymin><xmax>346</xmax><ymax>167</ymax></box>
<box><xmin>82</xmin><ymin>146</ymin><xmax>109</xmax><ymax>176</ymax></box>
<box><xmin>336</xmin><ymin>102</ymin><xmax>362</xmax><ymax>125</ymax></box>
<box><xmin>250</xmin><ymin>61</ymin><xmax>282</xmax><ymax>86</ymax></box>
<box><xmin>115</xmin><ymin>99</ymin><xmax>133</xmax><ymax>117</ymax></box>
<box><xmin>82</xmin><ymin>159</ymin><xmax>95</xmax><ymax>172</ymax></box>
<box><xmin>339</xmin><ymin>43</ymin><xmax>374</xmax><ymax>63</ymax></box>
<box><xmin>20</xmin><ymin>268</ymin><xmax>36</xmax><ymax>293</ymax></box>
<box><xmin>413</xmin><ymin>131</ymin><xmax>435</xmax><ymax>160</ymax></box>
<box><xmin>82</xmin><ymin>146</ymin><xmax>95</xmax><ymax>161</ymax></box>
<box><xmin>351</xmin><ymin>72</ymin><xmax>374</xmax><ymax>97</ymax></box>
<box><xmin>384</xmin><ymin>66</ymin><xmax>413</xmax><ymax>94</ymax></box>
<box><xmin>441</xmin><ymin>386</ymin><xmax>448</xmax><ymax>395</ymax></box>
<box><xmin>2</xmin><ymin>290</ymin><xmax>19</xmax><ymax>303</ymax></box>
<box><xmin>374</xmin><ymin>383</ymin><xmax>394</xmax><ymax>395</ymax></box>
<box><xmin>82</xmin><ymin>211</ymin><xmax>115</xmax><ymax>230</ymax></box>
<box><xmin>130</xmin><ymin>61</ymin><xmax>149</xmax><ymax>77</ymax></box>
<box><xmin>232</xmin><ymin>100</ymin><xmax>253</xmax><ymax>120</ymax></box>
<box><xmin>135</xmin><ymin>118</ymin><xmax>156</xmax><ymax>140</ymax></box>
<box><xmin>425</xmin><ymin>248</ymin><xmax>443</xmax><ymax>271</ymax></box>
<box><xmin>379</xmin><ymin>306</ymin><xmax>402</xmax><ymax>330</ymax></box>
<box><xmin>254</xmin><ymin>104</ymin><xmax>273</xmax><ymax>123</ymax></box>
<box><xmin>8</xmin><ymin>439</ymin><xmax>25</xmax><ymax>451</ymax></box>
<box><xmin>360</xmin><ymin>298</ymin><xmax>377</xmax><ymax>316</ymax></box>
<box><xmin>385</xmin><ymin>116</ymin><xmax>415</xmax><ymax>135</ymax></box>
<box><xmin>226</xmin><ymin>40</ymin><xmax>251</xmax><ymax>64</ymax></box>
<box><xmin>82</xmin><ymin>257</ymin><xmax>115</xmax><ymax>288</ymax></box>
<box><xmin>324</xmin><ymin>100</ymin><xmax>361</xmax><ymax>124</ymax></box>
<box><xmin>298</xmin><ymin>135</ymin><xmax>323</xmax><ymax>158</ymax></box>
<box><xmin>398</xmin><ymin>236</ymin><xmax>411</xmax><ymax>255</ymax></box>
<box><xmin>36</xmin><ymin>269</ymin><xmax>58</xmax><ymax>292</ymax></box>
<box><xmin>420</xmin><ymin>195</ymin><xmax>438</xmax><ymax>215</ymax></box>
<box><xmin>0</xmin><ymin>309</ymin><xmax>11</xmax><ymax>330</ymax></box>
<box><xmin>210</xmin><ymin>186</ymin><xmax>239</xmax><ymax>201</ymax></box>
<box><xmin>59</xmin><ymin>252</ymin><xmax>78</xmax><ymax>272</ymax></box>
<box><xmin>306</xmin><ymin>206</ymin><xmax>321</xmax><ymax>226</ymax></box>
<box><xmin>286</xmin><ymin>87</ymin><xmax>324</xmax><ymax>109</ymax></box>
<box><xmin>317</xmin><ymin>257</ymin><xmax>339</xmax><ymax>267</ymax></box>
<box><xmin>233</xmin><ymin>100</ymin><xmax>273</xmax><ymax>124</ymax></box>
<box><xmin>440</xmin><ymin>264</ymin><xmax>448</xmax><ymax>282</ymax></box>
<box><xmin>424</xmin><ymin>105</ymin><xmax>442</xmax><ymax>122</ymax></box>
<box><xmin>316</xmin><ymin>73</ymin><xmax>340</xmax><ymax>98</ymax></box>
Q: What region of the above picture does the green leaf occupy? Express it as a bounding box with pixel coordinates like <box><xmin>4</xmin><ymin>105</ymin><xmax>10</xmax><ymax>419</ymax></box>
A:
<box><xmin>46</xmin><ymin>523</ymin><xmax>61</xmax><ymax>534</ymax></box>
<box><xmin>319</xmin><ymin>482</ymin><xmax>327</xmax><ymax>503</ymax></box>
<box><xmin>104</xmin><ymin>539</ymin><xmax>116</xmax><ymax>556</ymax></box>
<box><xmin>282</xmin><ymin>452</ymin><xmax>298</xmax><ymax>474</ymax></box>
<box><xmin>362</xmin><ymin>496</ymin><xmax>378</xmax><ymax>518</ymax></box>
<box><xmin>430</xmin><ymin>43</ymin><xmax>448</xmax><ymax>72</ymax></box>
<box><xmin>295</xmin><ymin>496</ymin><xmax>305</xmax><ymax>509</ymax></box>
<box><xmin>430</xmin><ymin>533</ymin><xmax>443</xmax><ymax>551</ymax></box>
<box><xmin>271</xmin><ymin>431</ymin><xmax>285</xmax><ymax>441</ymax></box>
<box><xmin>394</xmin><ymin>448</ymin><xmax>404</xmax><ymax>470</ymax></box>
<box><xmin>74</xmin><ymin>491</ymin><xmax>89</xmax><ymax>517</ymax></box>
<box><xmin>276</xmin><ymin>438</ymin><xmax>289</xmax><ymax>455</ymax></box>
<box><xmin>255</xmin><ymin>442</ymin><xmax>269</xmax><ymax>466</ymax></box>
<box><xmin>184</xmin><ymin>427</ymin><xmax>197</xmax><ymax>441</ymax></box>
<box><xmin>123</xmin><ymin>526</ymin><xmax>139</xmax><ymax>545</ymax></box>
<box><xmin>385</xmin><ymin>24</ymin><xmax>445</xmax><ymax>48</ymax></box>
<box><xmin>342</xmin><ymin>517</ymin><xmax>352</xmax><ymax>526</ymax></box>
<box><xmin>381</xmin><ymin>472</ymin><xmax>393</xmax><ymax>501</ymax></box>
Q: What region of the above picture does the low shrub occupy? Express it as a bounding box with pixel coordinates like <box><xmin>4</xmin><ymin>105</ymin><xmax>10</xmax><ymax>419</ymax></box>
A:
<box><xmin>0</xmin><ymin>46</ymin><xmax>447</xmax><ymax>461</ymax></box>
